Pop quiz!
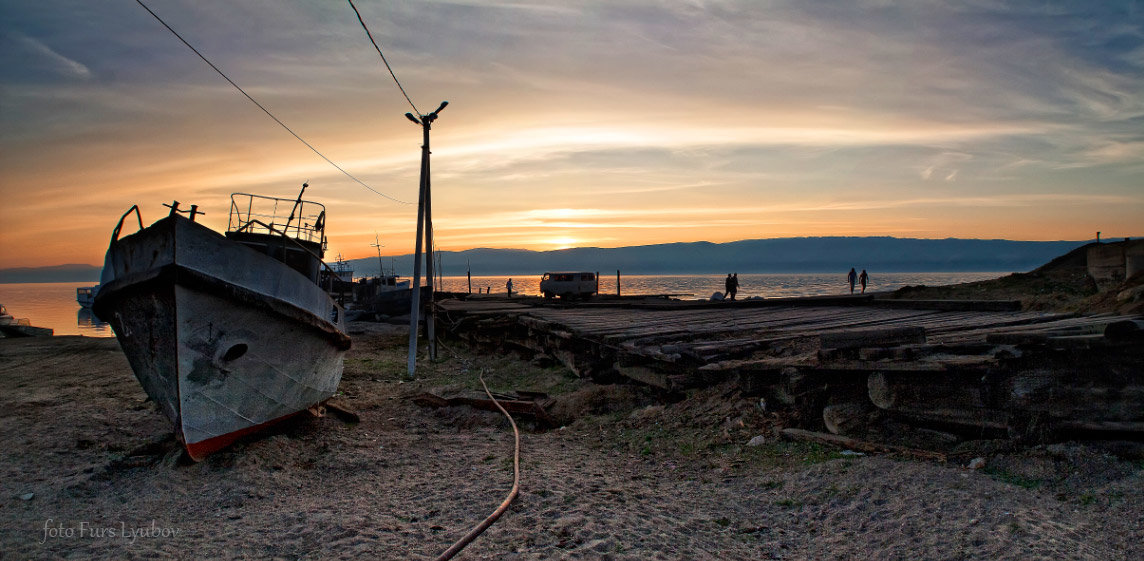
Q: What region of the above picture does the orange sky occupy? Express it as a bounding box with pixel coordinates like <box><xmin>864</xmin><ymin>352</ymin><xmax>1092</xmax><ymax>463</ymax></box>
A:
<box><xmin>2</xmin><ymin>1</ymin><xmax>1142</xmax><ymax>269</ymax></box>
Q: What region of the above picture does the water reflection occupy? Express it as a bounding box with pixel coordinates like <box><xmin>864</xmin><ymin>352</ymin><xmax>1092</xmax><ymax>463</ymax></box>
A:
<box><xmin>77</xmin><ymin>308</ymin><xmax>112</xmax><ymax>335</ymax></box>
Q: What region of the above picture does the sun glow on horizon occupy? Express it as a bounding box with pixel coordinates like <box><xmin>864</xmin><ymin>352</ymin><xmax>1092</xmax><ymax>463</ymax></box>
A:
<box><xmin>548</xmin><ymin>237</ymin><xmax>579</xmax><ymax>250</ymax></box>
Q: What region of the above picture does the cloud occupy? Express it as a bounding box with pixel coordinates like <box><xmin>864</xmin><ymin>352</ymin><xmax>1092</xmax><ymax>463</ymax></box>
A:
<box><xmin>7</xmin><ymin>31</ymin><xmax>92</xmax><ymax>79</ymax></box>
<box><xmin>1</xmin><ymin>0</ymin><xmax>1142</xmax><ymax>266</ymax></box>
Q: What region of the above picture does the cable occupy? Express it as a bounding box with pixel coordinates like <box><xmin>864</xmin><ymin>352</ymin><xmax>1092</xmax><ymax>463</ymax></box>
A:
<box><xmin>433</xmin><ymin>368</ymin><xmax>522</xmax><ymax>561</ymax></box>
<box><xmin>134</xmin><ymin>0</ymin><xmax>412</xmax><ymax>205</ymax></box>
<box><xmin>346</xmin><ymin>0</ymin><xmax>421</xmax><ymax>116</ymax></box>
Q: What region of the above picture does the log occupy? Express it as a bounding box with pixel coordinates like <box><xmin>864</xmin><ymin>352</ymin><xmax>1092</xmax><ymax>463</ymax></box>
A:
<box><xmin>871</xmin><ymin>299</ymin><xmax>1022</xmax><ymax>312</ymax></box>
<box><xmin>614</xmin><ymin>363</ymin><xmax>673</xmax><ymax>391</ymax></box>
<box><xmin>819</xmin><ymin>326</ymin><xmax>926</xmax><ymax>350</ymax></box>
<box><xmin>780</xmin><ymin>428</ymin><xmax>947</xmax><ymax>461</ymax></box>
<box><xmin>867</xmin><ymin>371</ymin><xmax>989</xmax><ymax>411</ymax></box>
<box><xmin>409</xmin><ymin>392</ymin><xmax>556</xmax><ymax>426</ymax></box>
<box><xmin>822</xmin><ymin>401</ymin><xmax>876</xmax><ymax>436</ymax></box>
<box><xmin>1006</xmin><ymin>375</ymin><xmax>1144</xmax><ymax>423</ymax></box>
<box><xmin>867</xmin><ymin>371</ymin><xmax>1009</xmax><ymax>430</ymax></box>
<box><xmin>1105</xmin><ymin>319</ymin><xmax>1144</xmax><ymax>340</ymax></box>
<box><xmin>773</xmin><ymin>367</ymin><xmax>816</xmax><ymax>406</ymax></box>
<box><xmin>1057</xmin><ymin>420</ymin><xmax>1144</xmax><ymax>433</ymax></box>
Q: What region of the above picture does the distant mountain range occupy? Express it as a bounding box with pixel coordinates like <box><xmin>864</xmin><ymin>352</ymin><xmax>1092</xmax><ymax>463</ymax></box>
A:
<box><xmin>1</xmin><ymin>237</ymin><xmax>1090</xmax><ymax>284</ymax></box>
<box><xmin>346</xmin><ymin>237</ymin><xmax>1089</xmax><ymax>277</ymax></box>
<box><xmin>0</xmin><ymin>264</ymin><xmax>102</xmax><ymax>284</ymax></box>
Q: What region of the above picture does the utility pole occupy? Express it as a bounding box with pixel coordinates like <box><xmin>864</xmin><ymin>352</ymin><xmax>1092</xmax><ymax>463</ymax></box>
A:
<box><xmin>406</xmin><ymin>101</ymin><xmax>448</xmax><ymax>377</ymax></box>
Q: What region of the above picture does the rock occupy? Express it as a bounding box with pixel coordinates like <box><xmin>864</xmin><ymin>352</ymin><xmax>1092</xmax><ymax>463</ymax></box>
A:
<box><xmin>747</xmin><ymin>435</ymin><xmax>767</xmax><ymax>447</ymax></box>
<box><xmin>710</xmin><ymin>292</ymin><xmax>725</xmax><ymax>301</ymax></box>
<box><xmin>967</xmin><ymin>457</ymin><xmax>987</xmax><ymax>470</ymax></box>
<box><xmin>19</xmin><ymin>492</ymin><xmax>34</xmax><ymax>501</ymax></box>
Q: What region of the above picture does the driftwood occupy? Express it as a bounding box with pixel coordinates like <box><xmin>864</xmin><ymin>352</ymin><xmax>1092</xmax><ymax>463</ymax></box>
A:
<box><xmin>781</xmin><ymin>428</ymin><xmax>947</xmax><ymax>461</ymax></box>
<box><xmin>411</xmin><ymin>392</ymin><xmax>556</xmax><ymax>426</ymax></box>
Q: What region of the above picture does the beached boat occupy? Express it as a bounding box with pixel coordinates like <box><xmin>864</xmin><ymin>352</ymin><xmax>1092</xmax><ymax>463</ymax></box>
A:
<box><xmin>76</xmin><ymin>285</ymin><xmax>99</xmax><ymax>308</ymax></box>
<box><xmin>0</xmin><ymin>304</ymin><xmax>54</xmax><ymax>337</ymax></box>
<box><xmin>93</xmin><ymin>188</ymin><xmax>351</xmax><ymax>460</ymax></box>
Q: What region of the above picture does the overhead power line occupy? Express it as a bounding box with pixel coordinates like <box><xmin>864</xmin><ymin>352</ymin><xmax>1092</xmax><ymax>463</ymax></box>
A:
<box><xmin>346</xmin><ymin>0</ymin><xmax>421</xmax><ymax>116</ymax></box>
<box><xmin>134</xmin><ymin>0</ymin><xmax>411</xmax><ymax>205</ymax></box>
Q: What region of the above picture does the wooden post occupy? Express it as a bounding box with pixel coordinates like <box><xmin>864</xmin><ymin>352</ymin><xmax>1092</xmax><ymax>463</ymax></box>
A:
<box><xmin>406</xmin><ymin>101</ymin><xmax>448</xmax><ymax>377</ymax></box>
<box><xmin>424</xmin><ymin>140</ymin><xmax>437</xmax><ymax>361</ymax></box>
<box><xmin>617</xmin><ymin>270</ymin><xmax>621</xmax><ymax>296</ymax></box>
<box><xmin>467</xmin><ymin>260</ymin><xmax>472</xmax><ymax>294</ymax></box>
<box><xmin>406</xmin><ymin>123</ymin><xmax>429</xmax><ymax>378</ymax></box>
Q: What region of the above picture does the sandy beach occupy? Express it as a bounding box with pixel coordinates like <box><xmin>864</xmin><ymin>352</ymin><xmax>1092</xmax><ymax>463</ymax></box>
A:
<box><xmin>2</xmin><ymin>324</ymin><xmax>1142</xmax><ymax>560</ymax></box>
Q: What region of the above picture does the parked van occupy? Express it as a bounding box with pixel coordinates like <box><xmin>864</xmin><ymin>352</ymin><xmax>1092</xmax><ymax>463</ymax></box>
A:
<box><xmin>540</xmin><ymin>271</ymin><xmax>598</xmax><ymax>299</ymax></box>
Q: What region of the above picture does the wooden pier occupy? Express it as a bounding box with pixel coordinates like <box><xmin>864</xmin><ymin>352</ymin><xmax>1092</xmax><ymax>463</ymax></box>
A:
<box><xmin>437</xmin><ymin>295</ymin><xmax>1144</xmax><ymax>441</ymax></box>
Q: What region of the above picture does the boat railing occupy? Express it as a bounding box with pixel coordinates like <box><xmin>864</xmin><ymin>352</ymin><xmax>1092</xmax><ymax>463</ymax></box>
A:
<box><xmin>234</xmin><ymin>217</ymin><xmax>351</xmax><ymax>294</ymax></box>
<box><xmin>228</xmin><ymin>193</ymin><xmax>326</xmax><ymax>246</ymax></box>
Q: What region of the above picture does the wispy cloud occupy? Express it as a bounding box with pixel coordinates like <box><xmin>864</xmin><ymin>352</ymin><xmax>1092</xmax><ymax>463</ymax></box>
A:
<box><xmin>8</xmin><ymin>31</ymin><xmax>92</xmax><ymax>79</ymax></box>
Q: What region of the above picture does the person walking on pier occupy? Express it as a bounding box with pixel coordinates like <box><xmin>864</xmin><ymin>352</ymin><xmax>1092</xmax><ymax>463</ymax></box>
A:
<box><xmin>847</xmin><ymin>267</ymin><xmax>858</xmax><ymax>294</ymax></box>
<box><xmin>859</xmin><ymin>269</ymin><xmax>869</xmax><ymax>293</ymax></box>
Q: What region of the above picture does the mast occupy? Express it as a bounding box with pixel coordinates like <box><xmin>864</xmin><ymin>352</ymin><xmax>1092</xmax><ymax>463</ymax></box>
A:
<box><xmin>371</xmin><ymin>233</ymin><xmax>385</xmax><ymax>278</ymax></box>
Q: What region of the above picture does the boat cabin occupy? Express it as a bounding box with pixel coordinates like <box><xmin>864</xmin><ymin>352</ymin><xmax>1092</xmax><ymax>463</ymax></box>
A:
<box><xmin>226</xmin><ymin>193</ymin><xmax>327</xmax><ymax>284</ymax></box>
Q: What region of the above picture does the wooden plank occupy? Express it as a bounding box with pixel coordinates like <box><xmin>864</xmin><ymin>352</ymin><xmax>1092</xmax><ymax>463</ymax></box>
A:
<box><xmin>819</xmin><ymin>327</ymin><xmax>927</xmax><ymax>350</ymax></box>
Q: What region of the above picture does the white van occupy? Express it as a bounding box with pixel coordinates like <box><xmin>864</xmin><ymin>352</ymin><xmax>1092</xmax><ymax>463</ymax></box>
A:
<box><xmin>540</xmin><ymin>271</ymin><xmax>598</xmax><ymax>299</ymax></box>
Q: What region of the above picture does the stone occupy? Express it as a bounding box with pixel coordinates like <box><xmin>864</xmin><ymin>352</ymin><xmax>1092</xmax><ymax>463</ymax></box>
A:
<box><xmin>747</xmin><ymin>435</ymin><xmax>767</xmax><ymax>447</ymax></box>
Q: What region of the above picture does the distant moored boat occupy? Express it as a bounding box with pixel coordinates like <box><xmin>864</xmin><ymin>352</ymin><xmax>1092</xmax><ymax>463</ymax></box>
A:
<box><xmin>76</xmin><ymin>284</ymin><xmax>99</xmax><ymax>308</ymax></box>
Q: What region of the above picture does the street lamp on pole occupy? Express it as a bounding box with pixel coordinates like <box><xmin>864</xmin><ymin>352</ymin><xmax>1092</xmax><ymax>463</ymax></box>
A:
<box><xmin>406</xmin><ymin>101</ymin><xmax>448</xmax><ymax>378</ymax></box>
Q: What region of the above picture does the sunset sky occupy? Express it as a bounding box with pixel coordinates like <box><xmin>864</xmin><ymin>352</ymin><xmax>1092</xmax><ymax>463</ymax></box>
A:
<box><xmin>2</xmin><ymin>0</ymin><xmax>1142</xmax><ymax>269</ymax></box>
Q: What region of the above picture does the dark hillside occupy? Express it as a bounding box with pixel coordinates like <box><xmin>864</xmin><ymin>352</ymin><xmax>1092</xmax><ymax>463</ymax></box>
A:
<box><xmin>887</xmin><ymin>241</ymin><xmax>1143</xmax><ymax>314</ymax></box>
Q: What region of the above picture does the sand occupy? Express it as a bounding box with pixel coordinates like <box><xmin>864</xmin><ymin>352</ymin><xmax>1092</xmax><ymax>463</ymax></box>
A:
<box><xmin>2</xmin><ymin>327</ymin><xmax>1142</xmax><ymax>560</ymax></box>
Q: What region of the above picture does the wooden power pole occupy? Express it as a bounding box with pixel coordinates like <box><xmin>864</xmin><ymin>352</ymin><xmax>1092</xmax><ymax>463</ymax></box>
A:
<box><xmin>406</xmin><ymin>101</ymin><xmax>448</xmax><ymax>378</ymax></box>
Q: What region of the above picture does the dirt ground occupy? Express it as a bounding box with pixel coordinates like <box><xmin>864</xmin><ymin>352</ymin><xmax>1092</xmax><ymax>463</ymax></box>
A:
<box><xmin>2</xmin><ymin>326</ymin><xmax>1142</xmax><ymax>560</ymax></box>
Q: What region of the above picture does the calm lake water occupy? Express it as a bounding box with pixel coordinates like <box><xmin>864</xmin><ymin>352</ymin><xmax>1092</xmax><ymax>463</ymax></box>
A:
<box><xmin>1</xmin><ymin>282</ymin><xmax>112</xmax><ymax>337</ymax></box>
<box><xmin>1</xmin><ymin>272</ymin><xmax>1003</xmax><ymax>338</ymax></box>
<box><xmin>439</xmin><ymin>272</ymin><xmax>1003</xmax><ymax>300</ymax></box>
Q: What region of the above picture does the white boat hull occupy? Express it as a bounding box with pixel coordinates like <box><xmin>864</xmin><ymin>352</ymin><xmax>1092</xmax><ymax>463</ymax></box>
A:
<box><xmin>95</xmin><ymin>214</ymin><xmax>349</xmax><ymax>459</ymax></box>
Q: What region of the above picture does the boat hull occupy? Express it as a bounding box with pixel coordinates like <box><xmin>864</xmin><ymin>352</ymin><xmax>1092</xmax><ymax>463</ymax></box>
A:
<box><xmin>94</xmin><ymin>215</ymin><xmax>349</xmax><ymax>460</ymax></box>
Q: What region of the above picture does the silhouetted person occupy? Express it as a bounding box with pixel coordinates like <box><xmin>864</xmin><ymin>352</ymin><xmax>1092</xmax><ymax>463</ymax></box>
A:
<box><xmin>847</xmin><ymin>268</ymin><xmax>857</xmax><ymax>294</ymax></box>
<box><xmin>859</xmin><ymin>269</ymin><xmax>869</xmax><ymax>293</ymax></box>
<box><xmin>506</xmin><ymin>278</ymin><xmax>514</xmax><ymax>298</ymax></box>
<box><xmin>724</xmin><ymin>274</ymin><xmax>734</xmax><ymax>300</ymax></box>
<box><xmin>731</xmin><ymin>273</ymin><xmax>740</xmax><ymax>300</ymax></box>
